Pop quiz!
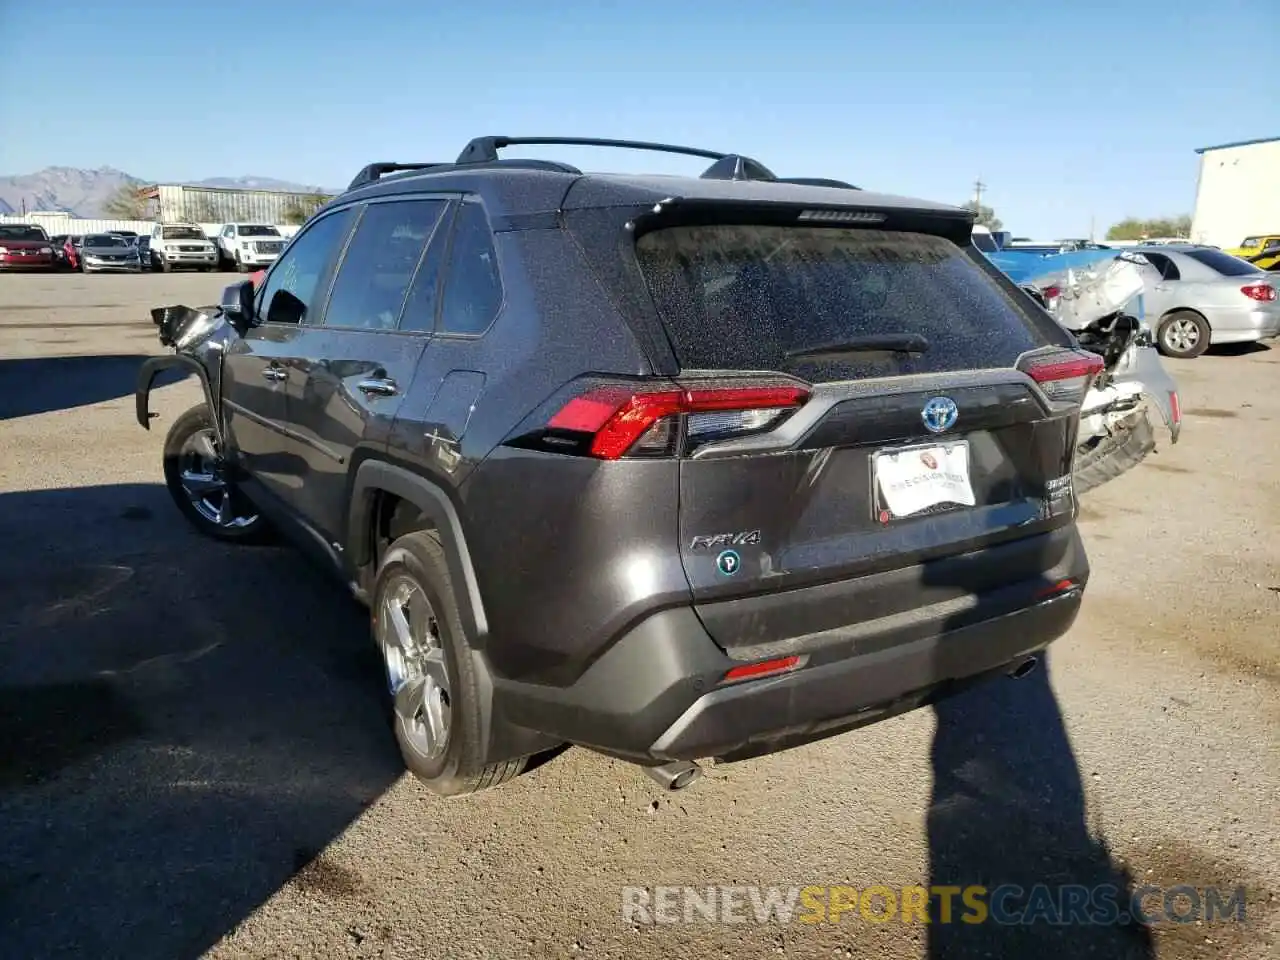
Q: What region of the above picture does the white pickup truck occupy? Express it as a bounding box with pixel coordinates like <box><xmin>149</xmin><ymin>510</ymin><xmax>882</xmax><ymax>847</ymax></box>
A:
<box><xmin>215</xmin><ymin>223</ymin><xmax>287</xmax><ymax>272</ymax></box>
<box><xmin>149</xmin><ymin>223</ymin><xmax>218</xmax><ymax>272</ymax></box>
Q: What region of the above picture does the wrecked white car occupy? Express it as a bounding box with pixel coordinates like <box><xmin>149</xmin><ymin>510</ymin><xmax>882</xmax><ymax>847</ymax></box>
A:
<box><xmin>1013</xmin><ymin>251</ymin><xmax>1182</xmax><ymax>493</ymax></box>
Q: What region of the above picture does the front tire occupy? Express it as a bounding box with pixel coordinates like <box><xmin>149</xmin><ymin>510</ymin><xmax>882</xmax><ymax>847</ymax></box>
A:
<box><xmin>1157</xmin><ymin>310</ymin><xmax>1210</xmax><ymax>359</ymax></box>
<box><xmin>161</xmin><ymin>404</ymin><xmax>272</xmax><ymax>544</ymax></box>
<box><xmin>372</xmin><ymin>530</ymin><xmax>528</xmax><ymax>797</ymax></box>
<box><xmin>159</xmin><ymin>257</ymin><xmax>172</xmax><ymax>273</ymax></box>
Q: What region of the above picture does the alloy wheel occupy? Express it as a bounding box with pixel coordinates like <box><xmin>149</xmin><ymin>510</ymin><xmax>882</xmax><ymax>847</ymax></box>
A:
<box><xmin>177</xmin><ymin>427</ymin><xmax>259</xmax><ymax>528</ymax></box>
<box><xmin>377</xmin><ymin>575</ymin><xmax>451</xmax><ymax>760</ymax></box>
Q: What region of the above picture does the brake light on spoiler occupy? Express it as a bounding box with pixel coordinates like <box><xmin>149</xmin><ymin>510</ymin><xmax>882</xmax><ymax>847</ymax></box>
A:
<box><xmin>1018</xmin><ymin>349</ymin><xmax>1105</xmax><ymax>411</ymax></box>
<box><xmin>527</xmin><ymin>380</ymin><xmax>811</xmax><ymax>460</ymax></box>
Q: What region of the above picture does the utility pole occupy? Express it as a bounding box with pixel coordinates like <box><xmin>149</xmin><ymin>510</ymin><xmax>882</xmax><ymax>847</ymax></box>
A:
<box><xmin>972</xmin><ymin>177</ymin><xmax>986</xmax><ymax>213</ymax></box>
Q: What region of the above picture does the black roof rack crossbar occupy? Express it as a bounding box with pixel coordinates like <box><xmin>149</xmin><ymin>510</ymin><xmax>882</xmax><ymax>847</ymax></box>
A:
<box><xmin>456</xmin><ymin>136</ymin><xmax>738</xmax><ymax>166</ymax></box>
<box><xmin>348</xmin><ymin>162</ymin><xmax>445</xmax><ymax>191</ymax></box>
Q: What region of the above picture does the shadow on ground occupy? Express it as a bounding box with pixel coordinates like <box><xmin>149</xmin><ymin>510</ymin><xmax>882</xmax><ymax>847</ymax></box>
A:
<box><xmin>0</xmin><ymin>355</ymin><xmax>187</xmax><ymax>420</ymax></box>
<box><xmin>0</xmin><ymin>483</ymin><xmax>403</xmax><ymax>960</ymax></box>
<box><xmin>923</xmin><ymin>533</ymin><xmax>1155</xmax><ymax>958</ymax></box>
<box><xmin>1207</xmin><ymin>341</ymin><xmax>1271</xmax><ymax>357</ymax></box>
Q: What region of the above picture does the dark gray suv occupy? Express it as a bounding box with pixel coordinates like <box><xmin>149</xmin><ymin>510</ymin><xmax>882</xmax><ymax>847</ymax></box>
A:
<box><xmin>137</xmin><ymin>136</ymin><xmax>1100</xmax><ymax>797</ymax></box>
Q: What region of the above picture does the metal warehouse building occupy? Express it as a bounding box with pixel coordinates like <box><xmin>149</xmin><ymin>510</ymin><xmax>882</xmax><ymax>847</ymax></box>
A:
<box><xmin>142</xmin><ymin>183</ymin><xmax>332</xmax><ymax>225</ymax></box>
<box><xmin>1190</xmin><ymin>136</ymin><xmax>1280</xmax><ymax>248</ymax></box>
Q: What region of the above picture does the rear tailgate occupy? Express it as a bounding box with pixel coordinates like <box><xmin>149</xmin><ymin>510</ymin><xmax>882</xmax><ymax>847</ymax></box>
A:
<box><xmin>629</xmin><ymin>221</ymin><xmax>1090</xmax><ymax>648</ymax></box>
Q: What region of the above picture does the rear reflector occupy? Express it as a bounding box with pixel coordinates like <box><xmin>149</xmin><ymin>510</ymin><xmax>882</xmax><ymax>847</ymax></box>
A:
<box><xmin>1240</xmin><ymin>283</ymin><xmax>1277</xmax><ymax>302</ymax></box>
<box><xmin>1169</xmin><ymin>391</ymin><xmax>1181</xmax><ymax>425</ymax></box>
<box><xmin>1020</xmin><ymin>350</ymin><xmax>1105</xmax><ymax>410</ymax></box>
<box><xmin>720</xmin><ymin>655</ymin><xmax>803</xmax><ymax>684</ymax></box>
<box><xmin>546</xmin><ymin>383</ymin><xmax>810</xmax><ymax>460</ymax></box>
<box><xmin>1035</xmin><ymin>579</ymin><xmax>1078</xmax><ymax>599</ymax></box>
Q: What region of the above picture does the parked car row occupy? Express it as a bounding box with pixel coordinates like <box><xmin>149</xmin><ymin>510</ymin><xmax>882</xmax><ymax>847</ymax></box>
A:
<box><xmin>0</xmin><ymin>221</ymin><xmax>290</xmax><ymax>274</ymax></box>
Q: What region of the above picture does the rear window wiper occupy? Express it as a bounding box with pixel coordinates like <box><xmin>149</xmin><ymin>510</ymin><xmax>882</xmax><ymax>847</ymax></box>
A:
<box><xmin>784</xmin><ymin>333</ymin><xmax>930</xmax><ymax>360</ymax></box>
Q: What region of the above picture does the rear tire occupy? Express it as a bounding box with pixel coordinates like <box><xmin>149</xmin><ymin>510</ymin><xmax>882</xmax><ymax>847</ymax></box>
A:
<box><xmin>372</xmin><ymin>530</ymin><xmax>528</xmax><ymax>797</ymax></box>
<box><xmin>161</xmin><ymin>404</ymin><xmax>273</xmax><ymax>544</ymax></box>
<box><xmin>1157</xmin><ymin>310</ymin><xmax>1210</xmax><ymax>359</ymax></box>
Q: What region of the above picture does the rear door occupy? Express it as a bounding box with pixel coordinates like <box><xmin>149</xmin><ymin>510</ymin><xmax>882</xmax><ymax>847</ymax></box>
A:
<box><xmin>629</xmin><ymin>222</ymin><xmax>1090</xmax><ymax>637</ymax></box>
<box><xmin>278</xmin><ymin>196</ymin><xmax>450</xmax><ymax>544</ymax></box>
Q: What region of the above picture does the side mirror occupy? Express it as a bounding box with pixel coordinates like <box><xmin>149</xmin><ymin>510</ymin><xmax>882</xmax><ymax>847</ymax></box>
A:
<box><xmin>220</xmin><ymin>280</ymin><xmax>256</xmax><ymax>335</ymax></box>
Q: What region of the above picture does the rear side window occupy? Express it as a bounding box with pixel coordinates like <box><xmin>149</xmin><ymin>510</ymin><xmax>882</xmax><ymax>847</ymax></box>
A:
<box><xmin>634</xmin><ymin>225</ymin><xmax>1051</xmax><ymax>381</ymax></box>
<box><xmin>1185</xmin><ymin>248</ymin><xmax>1263</xmax><ymax>277</ymax></box>
<box><xmin>323</xmin><ymin>199</ymin><xmax>447</xmax><ymax>330</ymax></box>
<box><xmin>1141</xmin><ymin>252</ymin><xmax>1180</xmax><ymax>281</ymax></box>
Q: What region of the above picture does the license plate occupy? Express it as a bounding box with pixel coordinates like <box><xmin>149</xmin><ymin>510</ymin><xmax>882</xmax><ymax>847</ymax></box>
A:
<box><xmin>872</xmin><ymin>441</ymin><xmax>976</xmax><ymax>520</ymax></box>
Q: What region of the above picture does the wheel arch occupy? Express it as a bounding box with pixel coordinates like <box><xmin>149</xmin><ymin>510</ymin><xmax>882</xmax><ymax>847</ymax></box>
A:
<box><xmin>348</xmin><ymin>460</ymin><xmax>490</xmax><ymax>647</ymax></box>
<box><xmin>135</xmin><ymin>355</ymin><xmax>222</xmax><ymax>440</ymax></box>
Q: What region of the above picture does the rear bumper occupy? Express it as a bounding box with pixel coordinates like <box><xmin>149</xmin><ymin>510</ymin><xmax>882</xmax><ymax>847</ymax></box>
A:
<box><xmin>1208</xmin><ymin>305</ymin><xmax>1280</xmax><ymax>344</ymax></box>
<box><xmin>495</xmin><ymin>528</ymin><xmax>1088</xmax><ymax>763</ymax></box>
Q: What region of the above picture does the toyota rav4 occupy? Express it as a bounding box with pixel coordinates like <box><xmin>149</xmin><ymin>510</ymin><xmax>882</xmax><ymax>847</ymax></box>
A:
<box><xmin>136</xmin><ymin>136</ymin><xmax>1098</xmax><ymax>797</ymax></box>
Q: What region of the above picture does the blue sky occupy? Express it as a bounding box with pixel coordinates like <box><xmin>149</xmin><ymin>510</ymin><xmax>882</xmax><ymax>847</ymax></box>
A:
<box><xmin>1</xmin><ymin>0</ymin><xmax>1276</xmax><ymax>238</ymax></box>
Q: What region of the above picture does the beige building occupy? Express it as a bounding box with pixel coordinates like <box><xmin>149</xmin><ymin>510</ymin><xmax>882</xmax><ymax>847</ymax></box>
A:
<box><xmin>1190</xmin><ymin>136</ymin><xmax>1280</xmax><ymax>248</ymax></box>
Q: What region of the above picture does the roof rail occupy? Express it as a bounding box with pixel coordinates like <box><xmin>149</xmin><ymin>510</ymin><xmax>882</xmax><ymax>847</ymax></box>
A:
<box><xmin>347</xmin><ymin>162</ymin><xmax>445</xmax><ymax>191</ymax></box>
<box><xmin>776</xmin><ymin>177</ymin><xmax>860</xmax><ymax>190</ymax></box>
<box><xmin>455</xmin><ymin>135</ymin><xmax>739</xmax><ymax>166</ymax></box>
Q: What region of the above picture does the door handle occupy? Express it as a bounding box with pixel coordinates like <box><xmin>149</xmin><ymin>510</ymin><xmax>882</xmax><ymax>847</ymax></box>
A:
<box><xmin>357</xmin><ymin>377</ymin><xmax>398</xmax><ymax>397</ymax></box>
<box><xmin>261</xmin><ymin>367</ymin><xmax>287</xmax><ymax>381</ymax></box>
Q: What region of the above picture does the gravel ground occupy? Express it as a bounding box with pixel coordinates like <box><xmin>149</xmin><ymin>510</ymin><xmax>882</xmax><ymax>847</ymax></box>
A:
<box><xmin>1</xmin><ymin>272</ymin><xmax>1276</xmax><ymax>960</ymax></box>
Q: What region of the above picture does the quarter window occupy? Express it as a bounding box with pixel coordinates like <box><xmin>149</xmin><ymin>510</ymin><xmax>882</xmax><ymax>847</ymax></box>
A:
<box><xmin>438</xmin><ymin>202</ymin><xmax>504</xmax><ymax>336</ymax></box>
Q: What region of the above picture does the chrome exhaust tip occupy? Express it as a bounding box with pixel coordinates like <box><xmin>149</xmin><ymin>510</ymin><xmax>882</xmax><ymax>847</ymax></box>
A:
<box><xmin>641</xmin><ymin>761</ymin><xmax>703</xmax><ymax>791</ymax></box>
<box><xmin>1008</xmin><ymin>656</ymin><xmax>1039</xmax><ymax>680</ymax></box>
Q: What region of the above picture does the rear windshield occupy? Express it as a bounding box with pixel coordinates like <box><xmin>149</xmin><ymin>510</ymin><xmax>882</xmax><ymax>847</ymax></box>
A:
<box><xmin>1186</xmin><ymin>248</ymin><xmax>1263</xmax><ymax>277</ymax></box>
<box><xmin>634</xmin><ymin>225</ymin><xmax>1051</xmax><ymax>380</ymax></box>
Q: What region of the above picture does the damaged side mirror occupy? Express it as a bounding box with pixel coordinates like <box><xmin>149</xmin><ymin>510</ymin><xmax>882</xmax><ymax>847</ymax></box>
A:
<box><xmin>220</xmin><ymin>280</ymin><xmax>257</xmax><ymax>337</ymax></box>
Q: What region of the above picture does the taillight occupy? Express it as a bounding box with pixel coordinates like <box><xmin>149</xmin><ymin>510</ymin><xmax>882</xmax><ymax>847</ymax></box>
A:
<box><xmin>1241</xmin><ymin>283</ymin><xmax>1277</xmax><ymax>302</ymax></box>
<box><xmin>1019</xmin><ymin>349</ymin><xmax>1105</xmax><ymax>411</ymax></box>
<box><xmin>1041</xmin><ymin>285</ymin><xmax>1062</xmax><ymax>300</ymax></box>
<box><xmin>528</xmin><ymin>380</ymin><xmax>810</xmax><ymax>460</ymax></box>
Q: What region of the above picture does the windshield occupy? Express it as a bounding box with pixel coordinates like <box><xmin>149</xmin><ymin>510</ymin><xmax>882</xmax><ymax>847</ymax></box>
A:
<box><xmin>0</xmin><ymin>225</ymin><xmax>49</xmax><ymax>242</ymax></box>
<box><xmin>1186</xmin><ymin>248</ymin><xmax>1264</xmax><ymax>277</ymax></box>
<box><xmin>238</xmin><ymin>225</ymin><xmax>280</xmax><ymax>237</ymax></box>
<box><xmin>161</xmin><ymin>226</ymin><xmax>206</xmax><ymax>240</ymax></box>
<box><xmin>635</xmin><ymin>225</ymin><xmax>1055</xmax><ymax>381</ymax></box>
<box><xmin>84</xmin><ymin>235</ymin><xmax>128</xmax><ymax>247</ymax></box>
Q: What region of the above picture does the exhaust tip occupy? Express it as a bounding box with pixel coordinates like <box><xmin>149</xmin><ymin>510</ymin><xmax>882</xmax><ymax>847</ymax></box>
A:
<box><xmin>641</xmin><ymin>761</ymin><xmax>703</xmax><ymax>791</ymax></box>
<box><xmin>1009</xmin><ymin>656</ymin><xmax>1039</xmax><ymax>680</ymax></box>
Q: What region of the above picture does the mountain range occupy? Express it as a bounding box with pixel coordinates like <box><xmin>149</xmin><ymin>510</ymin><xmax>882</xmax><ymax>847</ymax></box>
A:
<box><xmin>0</xmin><ymin>166</ymin><xmax>339</xmax><ymax>218</ymax></box>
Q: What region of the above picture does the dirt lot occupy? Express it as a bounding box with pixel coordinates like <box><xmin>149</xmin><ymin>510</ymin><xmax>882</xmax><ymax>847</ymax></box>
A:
<box><xmin>1</xmin><ymin>272</ymin><xmax>1277</xmax><ymax>960</ymax></box>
